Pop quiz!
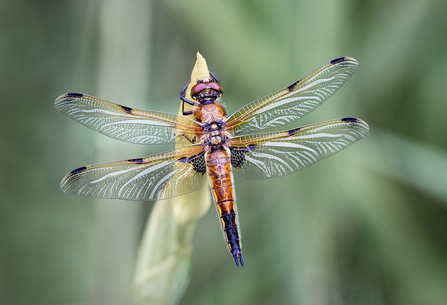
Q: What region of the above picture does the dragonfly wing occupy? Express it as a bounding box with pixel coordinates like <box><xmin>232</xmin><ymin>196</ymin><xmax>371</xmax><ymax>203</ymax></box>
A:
<box><xmin>229</xmin><ymin>117</ymin><xmax>369</xmax><ymax>180</ymax></box>
<box><xmin>60</xmin><ymin>146</ymin><xmax>207</xmax><ymax>201</ymax></box>
<box><xmin>226</xmin><ymin>57</ymin><xmax>359</xmax><ymax>135</ymax></box>
<box><xmin>55</xmin><ymin>93</ymin><xmax>201</xmax><ymax>145</ymax></box>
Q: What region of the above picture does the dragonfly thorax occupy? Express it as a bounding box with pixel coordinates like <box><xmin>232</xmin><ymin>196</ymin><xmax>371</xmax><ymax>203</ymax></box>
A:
<box><xmin>201</xmin><ymin>120</ymin><xmax>231</xmax><ymax>151</ymax></box>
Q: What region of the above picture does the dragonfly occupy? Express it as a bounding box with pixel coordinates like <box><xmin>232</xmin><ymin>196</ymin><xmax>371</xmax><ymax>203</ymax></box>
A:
<box><xmin>55</xmin><ymin>56</ymin><xmax>369</xmax><ymax>267</ymax></box>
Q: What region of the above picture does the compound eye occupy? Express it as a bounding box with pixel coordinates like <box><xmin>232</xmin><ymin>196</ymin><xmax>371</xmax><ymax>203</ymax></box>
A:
<box><xmin>191</xmin><ymin>81</ymin><xmax>223</xmax><ymax>95</ymax></box>
<box><xmin>191</xmin><ymin>83</ymin><xmax>208</xmax><ymax>95</ymax></box>
<box><xmin>207</xmin><ymin>82</ymin><xmax>222</xmax><ymax>92</ymax></box>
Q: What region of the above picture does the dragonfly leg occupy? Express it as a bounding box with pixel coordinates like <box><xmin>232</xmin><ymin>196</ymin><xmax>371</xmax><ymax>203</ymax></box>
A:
<box><xmin>180</xmin><ymin>80</ymin><xmax>199</xmax><ymax>115</ymax></box>
<box><xmin>209</xmin><ymin>71</ymin><xmax>219</xmax><ymax>83</ymax></box>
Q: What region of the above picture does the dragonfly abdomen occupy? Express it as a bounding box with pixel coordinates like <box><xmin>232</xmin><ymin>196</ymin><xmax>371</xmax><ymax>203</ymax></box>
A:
<box><xmin>206</xmin><ymin>148</ymin><xmax>244</xmax><ymax>267</ymax></box>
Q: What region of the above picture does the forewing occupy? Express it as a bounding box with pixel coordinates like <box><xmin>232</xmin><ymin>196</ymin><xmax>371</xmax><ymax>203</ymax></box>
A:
<box><xmin>55</xmin><ymin>93</ymin><xmax>201</xmax><ymax>145</ymax></box>
<box><xmin>229</xmin><ymin>117</ymin><xmax>369</xmax><ymax>180</ymax></box>
<box><xmin>226</xmin><ymin>57</ymin><xmax>359</xmax><ymax>135</ymax></box>
<box><xmin>60</xmin><ymin>146</ymin><xmax>207</xmax><ymax>201</ymax></box>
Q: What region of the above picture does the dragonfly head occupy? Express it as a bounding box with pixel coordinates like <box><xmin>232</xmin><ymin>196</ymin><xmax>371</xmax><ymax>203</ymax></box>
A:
<box><xmin>191</xmin><ymin>78</ymin><xmax>223</xmax><ymax>103</ymax></box>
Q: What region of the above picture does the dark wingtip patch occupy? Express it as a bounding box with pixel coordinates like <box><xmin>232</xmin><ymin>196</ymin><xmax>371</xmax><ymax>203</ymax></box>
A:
<box><xmin>341</xmin><ymin>117</ymin><xmax>358</xmax><ymax>122</ymax></box>
<box><xmin>331</xmin><ymin>57</ymin><xmax>346</xmax><ymax>64</ymax></box>
<box><xmin>70</xmin><ymin>166</ymin><xmax>87</xmax><ymax>175</ymax></box>
<box><xmin>66</xmin><ymin>92</ymin><xmax>84</xmax><ymax>98</ymax></box>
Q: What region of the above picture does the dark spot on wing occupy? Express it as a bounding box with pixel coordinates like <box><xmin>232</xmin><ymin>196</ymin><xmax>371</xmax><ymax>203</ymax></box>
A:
<box><xmin>341</xmin><ymin>117</ymin><xmax>358</xmax><ymax>122</ymax></box>
<box><xmin>120</xmin><ymin>105</ymin><xmax>133</xmax><ymax>114</ymax></box>
<box><xmin>178</xmin><ymin>152</ymin><xmax>206</xmax><ymax>174</ymax></box>
<box><xmin>178</xmin><ymin>156</ymin><xmax>193</xmax><ymax>163</ymax></box>
<box><xmin>66</xmin><ymin>92</ymin><xmax>84</xmax><ymax>98</ymax></box>
<box><xmin>128</xmin><ymin>158</ymin><xmax>144</xmax><ymax>164</ymax></box>
<box><xmin>70</xmin><ymin>166</ymin><xmax>87</xmax><ymax>175</ymax></box>
<box><xmin>232</xmin><ymin>145</ymin><xmax>257</xmax><ymax>152</ymax></box>
<box><xmin>288</xmin><ymin>127</ymin><xmax>301</xmax><ymax>136</ymax></box>
<box><xmin>230</xmin><ymin>145</ymin><xmax>257</xmax><ymax>168</ymax></box>
<box><xmin>230</xmin><ymin>150</ymin><xmax>245</xmax><ymax>168</ymax></box>
<box><xmin>331</xmin><ymin>57</ymin><xmax>346</xmax><ymax>64</ymax></box>
<box><xmin>287</xmin><ymin>80</ymin><xmax>300</xmax><ymax>92</ymax></box>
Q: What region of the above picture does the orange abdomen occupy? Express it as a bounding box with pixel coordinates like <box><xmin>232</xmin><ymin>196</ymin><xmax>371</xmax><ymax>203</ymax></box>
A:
<box><xmin>206</xmin><ymin>148</ymin><xmax>244</xmax><ymax>266</ymax></box>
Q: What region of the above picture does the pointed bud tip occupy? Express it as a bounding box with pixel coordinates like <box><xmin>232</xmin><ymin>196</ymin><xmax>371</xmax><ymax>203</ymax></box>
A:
<box><xmin>191</xmin><ymin>52</ymin><xmax>210</xmax><ymax>83</ymax></box>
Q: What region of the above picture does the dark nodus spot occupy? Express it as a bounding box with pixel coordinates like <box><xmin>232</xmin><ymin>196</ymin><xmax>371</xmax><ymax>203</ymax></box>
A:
<box><xmin>70</xmin><ymin>166</ymin><xmax>87</xmax><ymax>175</ymax></box>
<box><xmin>288</xmin><ymin>127</ymin><xmax>301</xmax><ymax>136</ymax></box>
<box><xmin>287</xmin><ymin>81</ymin><xmax>299</xmax><ymax>92</ymax></box>
<box><xmin>331</xmin><ymin>57</ymin><xmax>346</xmax><ymax>64</ymax></box>
<box><xmin>128</xmin><ymin>158</ymin><xmax>144</xmax><ymax>164</ymax></box>
<box><xmin>120</xmin><ymin>105</ymin><xmax>133</xmax><ymax>114</ymax></box>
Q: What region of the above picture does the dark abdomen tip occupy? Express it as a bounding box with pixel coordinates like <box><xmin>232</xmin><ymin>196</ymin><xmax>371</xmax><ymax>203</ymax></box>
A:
<box><xmin>233</xmin><ymin>254</ymin><xmax>244</xmax><ymax>267</ymax></box>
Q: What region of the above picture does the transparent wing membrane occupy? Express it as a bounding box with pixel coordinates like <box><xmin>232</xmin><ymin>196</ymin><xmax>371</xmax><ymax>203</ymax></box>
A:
<box><xmin>60</xmin><ymin>146</ymin><xmax>207</xmax><ymax>201</ymax></box>
<box><xmin>56</xmin><ymin>58</ymin><xmax>368</xmax><ymax>203</ymax></box>
<box><xmin>230</xmin><ymin>117</ymin><xmax>369</xmax><ymax>180</ymax></box>
<box><xmin>55</xmin><ymin>93</ymin><xmax>201</xmax><ymax>145</ymax></box>
<box><xmin>227</xmin><ymin>57</ymin><xmax>359</xmax><ymax>135</ymax></box>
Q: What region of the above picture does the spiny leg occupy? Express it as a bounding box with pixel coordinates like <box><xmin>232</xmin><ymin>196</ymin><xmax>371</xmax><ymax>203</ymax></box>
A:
<box><xmin>180</xmin><ymin>80</ymin><xmax>198</xmax><ymax>115</ymax></box>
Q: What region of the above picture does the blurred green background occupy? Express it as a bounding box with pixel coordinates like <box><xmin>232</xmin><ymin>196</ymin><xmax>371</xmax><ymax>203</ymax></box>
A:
<box><xmin>1</xmin><ymin>0</ymin><xmax>447</xmax><ymax>304</ymax></box>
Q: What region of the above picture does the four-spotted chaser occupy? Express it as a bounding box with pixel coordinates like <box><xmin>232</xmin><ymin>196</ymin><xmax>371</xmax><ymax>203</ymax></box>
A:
<box><xmin>55</xmin><ymin>56</ymin><xmax>369</xmax><ymax>267</ymax></box>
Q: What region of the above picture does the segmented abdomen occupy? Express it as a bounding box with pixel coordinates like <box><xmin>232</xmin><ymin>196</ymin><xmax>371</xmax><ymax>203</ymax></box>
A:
<box><xmin>206</xmin><ymin>147</ymin><xmax>244</xmax><ymax>266</ymax></box>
